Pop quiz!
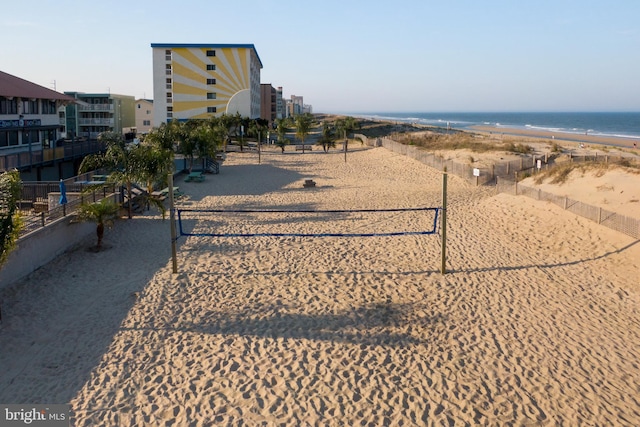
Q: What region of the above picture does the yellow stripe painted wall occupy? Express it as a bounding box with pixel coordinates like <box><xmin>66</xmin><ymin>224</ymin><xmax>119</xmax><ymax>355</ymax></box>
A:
<box><xmin>152</xmin><ymin>43</ymin><xmax>262</xmax><ymax>125</ymax></box>
<box><xmin>171</xmin><ymin>47</ymin><xmax>252</xmax><ymax>117</ymax></box>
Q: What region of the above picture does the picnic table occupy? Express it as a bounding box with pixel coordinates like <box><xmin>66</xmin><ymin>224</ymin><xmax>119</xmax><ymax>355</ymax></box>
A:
<box><xmin>185</xmin><ymin>171</ymin><xmax>205</xmax><ymax>182</ymax></box>
<box><xmin>152</xmin><ymin>186</ymin><xmax>181</xmax><ymax>200</ymax></box>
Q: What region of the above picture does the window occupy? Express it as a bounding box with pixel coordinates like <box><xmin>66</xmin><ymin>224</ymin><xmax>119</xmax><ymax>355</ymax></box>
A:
<box><xmin>143</xmin><ymin>120</ymin><xmax>151</xmax><ymax>126</ymax></box>
<box><xmin>206</xmin><ymin>50</ymin><xmax>216</xmax><ymax>57</ymax></box>
<box><xmin>206</xmin><ymin>78</ymin><xmax>216</xmax><ymax>85</ymax></box>
<box><xmin>165</xmin><ymin>49</ymin><xmax>171</xmax><ymax>55</ymax></box>
<box><xmin>42</xmin><ymin>100</ymin><xmax>57</xmax><ymax>114</ymax></box>
<box><xmin>22</xmin><ymin>99</ymin><xmax>39</xmax><ymax>114</ymax></box>
<box><xmin>167</xmin><ymin>106</ymin><xmax>173</xmax><ymax>112</ymax></box>
<box><xmin>165</xmin><ymin>49</ymin><xmax>172</xmax><ymax>61</ymax></box>
<box><xmin>206</xmin><ymin>92</ymin><xmax>216</xmax><ymax>99</ymax></box>
<box><xmin>206</xmin><ymin>64</ymin><xmax>216</xmax><ymax>71</ymax></box>
<box><xmin>0</xmin><ymin>131</ymin><xmax>18</xmax><ymax>147</ymax></box>
<box><xmin>24</xmin><ymin>129</ymin><xmax>39</xmax><ymax>144</ymax></box>
<box><xmin>137</xmin><ymin>104</ymin><xmax>141</xmax><ymax>109</ymax></box>
<box><xmin>207</xmin><ymin>107</ymin><xmax>217</xmax><ymax>113</ymax></box>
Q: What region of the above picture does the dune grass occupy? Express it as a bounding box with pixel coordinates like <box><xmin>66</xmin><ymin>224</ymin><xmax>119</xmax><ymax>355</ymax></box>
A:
<box><xmin>395</xmin><ymin>131</ymin><xmax>533</xmax><ymax>155</ymax></box>
<box><xmin>534</xmin><ymin>158</ymin><xmax>640</xmax><ymax>185</ymax></box>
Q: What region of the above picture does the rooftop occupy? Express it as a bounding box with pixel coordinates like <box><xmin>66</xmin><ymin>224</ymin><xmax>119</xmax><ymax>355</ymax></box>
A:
<box><xmin>0</xmin><ymin>70</ymin><xmax>76</xmax><ymax>102</ymax></box>
<box><xmin>151</xmin><ymin>43</ymin><xmax>263</xmax><ymax>69</ymax></box>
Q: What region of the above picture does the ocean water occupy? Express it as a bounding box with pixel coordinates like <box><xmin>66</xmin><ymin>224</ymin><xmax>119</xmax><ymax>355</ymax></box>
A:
<box><xmin>356</xmin><ymin>112</ymin><xmax>640</xmax><ymax>142</ymax></box>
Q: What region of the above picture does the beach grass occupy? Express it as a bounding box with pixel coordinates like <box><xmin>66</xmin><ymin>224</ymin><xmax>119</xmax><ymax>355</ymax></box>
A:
<box><xmin>533</xmin><ymin>158</ymin><xmax>640</xmax><ymax>185</ymax></box>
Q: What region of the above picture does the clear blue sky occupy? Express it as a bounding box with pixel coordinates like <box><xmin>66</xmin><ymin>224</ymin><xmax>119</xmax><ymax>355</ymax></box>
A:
<box><xmin>2</xmin><ymin>0</ymin><xmax>639</xmax><ymax>113</ymax></box>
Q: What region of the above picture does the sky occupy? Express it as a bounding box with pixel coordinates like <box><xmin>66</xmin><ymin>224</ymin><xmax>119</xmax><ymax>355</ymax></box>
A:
<box><xmin>2</xmin><ymin>0</ymin><xmax>639</xmax><ymax>113</ymax></box>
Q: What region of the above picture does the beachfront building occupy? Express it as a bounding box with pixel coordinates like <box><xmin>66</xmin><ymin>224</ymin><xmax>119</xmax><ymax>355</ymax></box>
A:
<box><xmin>61</xmin><ymin>92</ymin><xmax>136</xmax><ymax>141</ymax></box>
<box><xmin>135</xmin><ymin>99</ymin><xmax>154</xmax><ymax>134</ymax></box>
<box><xmin>0</xmin><ymin>71</ymin><xmax>105</xmax><ymax>178</ymax></box>
<box><xmin>0</xmin><ymin>71</ymin><xmax>76</xmax><ymax>157</ymax></box>
<box><xmin>151</xmin><ymin>43</ymin><xmax>263</xmax><ymax>126</ymax></box>
<box><xmin>260</xmin><ymin>84</ymin><xmax>276</xmax><ymax>124</ymax></box>
<box><xmin>288</xmin><ymin>95</ymin><xmax>304</xmax><ymax>117</ymax></box>
<box><xmin>275</xmin><ymin>87</ymin><xmax>284</xmax><ymax>120</ymax></box>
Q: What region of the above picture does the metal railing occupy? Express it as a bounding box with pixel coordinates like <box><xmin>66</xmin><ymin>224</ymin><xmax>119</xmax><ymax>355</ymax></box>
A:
<box><xmin>0</xmin><ymin>140</ymin><xmax>107</xmax><ymax>171</ymax></box>
<box><xmin>18</xmin><ymin>184</ymin><xmax>120</xmax><ymax>239</ymax></box>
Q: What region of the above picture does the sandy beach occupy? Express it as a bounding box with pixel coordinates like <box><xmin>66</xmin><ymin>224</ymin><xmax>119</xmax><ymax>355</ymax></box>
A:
<box><xmin>471</xmin><ymin>124</ymin><xmax>640</xmax><ymax>149</ymax></box>
<box><xmin>1</xmin><ymin>146</ymin><xmax>640</xmax><ymax>425</ymax></box>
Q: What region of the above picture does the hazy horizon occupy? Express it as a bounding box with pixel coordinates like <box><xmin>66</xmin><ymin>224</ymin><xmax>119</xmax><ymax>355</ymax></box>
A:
<box><xmin>2</xmin><ymin>0</ymin><xmax>639</xmax><ymax>113</ymax></box>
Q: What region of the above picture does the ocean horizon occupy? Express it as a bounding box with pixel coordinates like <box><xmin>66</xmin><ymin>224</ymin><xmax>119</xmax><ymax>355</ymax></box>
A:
<box><xmin>350</xmin><ymin>112</ymin><xmax>640</xmax><ymax>142</ymax></box>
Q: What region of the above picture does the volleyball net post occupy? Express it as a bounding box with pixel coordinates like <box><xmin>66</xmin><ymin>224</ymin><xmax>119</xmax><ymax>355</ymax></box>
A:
<box><xmin>168</xmin><ymin>173</ymin><xmax>178</xmax><ymax>274</ymax></box>
<box><xmin>440</xmin><ymin>168</ymin><xmax>448</xmax><ymax>275</ymax></box>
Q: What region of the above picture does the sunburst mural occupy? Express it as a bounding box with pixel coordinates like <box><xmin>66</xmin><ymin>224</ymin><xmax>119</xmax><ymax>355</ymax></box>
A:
<box><xmin>151</xmin><ymin>44</ymin><xmax>262</xmax><ymax>125</ymax></box>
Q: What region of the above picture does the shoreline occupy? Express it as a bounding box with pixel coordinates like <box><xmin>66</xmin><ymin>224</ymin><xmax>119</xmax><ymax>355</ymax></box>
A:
<box><xmin>469</xmin><ymin>125</ymin><xmax>640</xmax><ymax>149</ymax></box>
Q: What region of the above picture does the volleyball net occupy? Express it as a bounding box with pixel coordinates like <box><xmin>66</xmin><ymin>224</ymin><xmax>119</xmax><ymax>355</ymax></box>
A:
<box><xmin>175</xmin><ymin>206</ymin><xmax>441</xmax><ymax>239</ymax></box>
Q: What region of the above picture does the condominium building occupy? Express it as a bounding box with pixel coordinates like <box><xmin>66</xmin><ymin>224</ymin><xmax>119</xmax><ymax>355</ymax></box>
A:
<box><xmin>135</xmin><ymin>99</ymin><xmax>154</xmax><ymax>134</ymax></box>
<box><xmin>151</xmin><ymin>43</ymin><xmax>263</xmax><ymax>126</ymax></box>
<box><xmin>275</xmin><ymin>87</ymin><xmax>284</xmax><ymax>120</ymax></box>
<box><xmin>61</xmin><ymin>92</ymin><xmax>136</xmax><ymax>140</ymax></box>
<box><xmin>260</xmin><ymin>83</ymin><xmax>276</xmax><ymax>124</ymax></box>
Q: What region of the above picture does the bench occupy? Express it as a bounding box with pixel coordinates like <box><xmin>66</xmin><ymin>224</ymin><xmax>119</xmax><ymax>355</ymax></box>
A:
<box><xmin>295</xmin><ymin>145</ymin><xmax>313</xmax><ymax>151</ymax></box>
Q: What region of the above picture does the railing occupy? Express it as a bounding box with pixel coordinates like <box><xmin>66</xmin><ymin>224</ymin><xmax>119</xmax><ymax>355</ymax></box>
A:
<box><xmin>0</xmin><ymin>140</ymin><xmax>107</xmax><ymax>171</ymax></box>
<box><xmin>78</xmin><ymin>104</ymin><xmax>114</xmax><ymax>112</ymax></box>
<box><xmin>78</xmin><ymin>118</ymin><xmax>114</xmax><ymax>126</ymax></box>
<box><xmin>18</xmin><ymin>184</ymin><xmax>120</xmax><ymax>239</ymax></box>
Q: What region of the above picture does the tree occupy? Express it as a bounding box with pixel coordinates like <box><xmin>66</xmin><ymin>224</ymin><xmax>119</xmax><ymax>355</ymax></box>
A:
<box><xmin>275</xmin><ymin>118</ymin><xmax>291</xmax><ymax>153</ymax></box>
<box><xmin>80</xmin><ymin>131</ymin><xmax>169</xmax><ymax>219</ymax></box>
<box><xmin>0</xmin><ymin>170</ymin><xmax>23</xmax><ymax>268</ymax></box>
<box><xmin>335</xmin><ymin>116</ymin><xmax>361</xmax><ymax>140</ymax></box>
<box><xmin>76</xmin><ymin>197</ymin><xmax>120</xmax><ymax>250</ymax></box>
<box><xmin>295</xmin><ymin>113</ymin><xmax>314</xmax><ymax>153</ymax></box>
<box><xmin>317</xmin><ymin>121</ymin><xmax>337</xmax><ymax>153</ymax></box>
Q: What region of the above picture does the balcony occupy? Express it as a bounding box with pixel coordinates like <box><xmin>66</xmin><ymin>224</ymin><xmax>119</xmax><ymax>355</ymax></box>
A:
<box><xmin>78</xmin><ymin>104</ymin><xmax>114</xmax><ymax>112</ymax></box>
<box><xmin>78</xmin><ymin>118</ymin><xmax>115</xmax><ymax>126</ymax></box>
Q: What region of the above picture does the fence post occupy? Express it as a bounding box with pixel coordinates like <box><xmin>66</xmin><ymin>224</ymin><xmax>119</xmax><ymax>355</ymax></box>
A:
<box><xmin>564</xmin><ymin>197</ymin><xmax>568</xmax><ymax>210</ymax></box>
<box><xmin>40</xmin><ymin>212</ymin><xmax>45</xmax><ymax>227</ymax></box>
<box><xmin>598</xmin><ymin>207</ymin><xmax>602</xmax><ymax>224</ymax></box>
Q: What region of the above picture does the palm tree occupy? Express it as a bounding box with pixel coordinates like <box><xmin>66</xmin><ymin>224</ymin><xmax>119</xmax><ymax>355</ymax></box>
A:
<box><xmin>295</xmin><ymin>113</ymin><xmax>313</xmax><ymax>153</ymax></box>
<box><xmin>275</xmin><ymin>118</ymin><xmax>291</xmax><ymax>153</ymax></box>
<box><xmin>336</xmin><ymin>116</ymin><xmax>361</xmax><ymax>141</ymax></box>
<box><xmin>80</xmin><ymin>131</ymin><xmax>170</xmax><ymax>219</ymax></box>
<box><xmin>317</xmin><ymin>121</ymin><xmax>337</xmax><ymax>153</ymax></box>
<box><xmin>0</xmin><ymin>169</ymin><xmax>23</xmax><ymax>267</ymax></box>
<box><xmin>76</xmin><ymin>197</ymin><xmax>120</xmax><ymax>250</ymax></box>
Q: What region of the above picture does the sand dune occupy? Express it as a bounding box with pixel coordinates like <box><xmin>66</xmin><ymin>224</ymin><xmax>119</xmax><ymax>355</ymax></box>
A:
<box><xmin>1</xmin><ymin>146</ymin><xmax>639</xmax><ymax>426</ymax></box>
